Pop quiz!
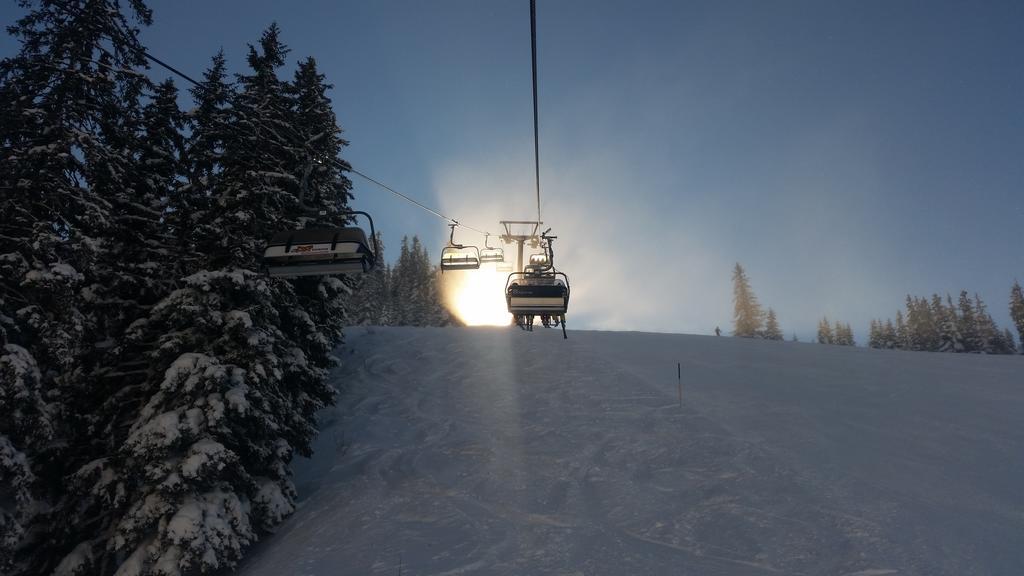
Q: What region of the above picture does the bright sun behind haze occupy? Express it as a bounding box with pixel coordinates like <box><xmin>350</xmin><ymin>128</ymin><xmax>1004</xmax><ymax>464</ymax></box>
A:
<box><xmin>440</xmin><ymin>265</ymin><xmax>512</xmax><ymax>326</ymax></box>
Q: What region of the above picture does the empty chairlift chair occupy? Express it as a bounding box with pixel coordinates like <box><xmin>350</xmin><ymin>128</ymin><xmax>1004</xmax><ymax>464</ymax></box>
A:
<box><xmin>479</xmin><ymin>234</ymin><xmax>506</xmax><ymax>264</ymax></box>
<box><xmin>440</xmin><ymin>246</ymin><xmax>481</xmax><ymax>270</ymax></box>
<box><xmin>440</xmin><ymin>223</ymin><xmax>482</xmax><ymax>272</ymax></box>
<box><xmin>262</xmin><ymin>211</ymin><xmax>378</xmax><ymax>277</ymax></box>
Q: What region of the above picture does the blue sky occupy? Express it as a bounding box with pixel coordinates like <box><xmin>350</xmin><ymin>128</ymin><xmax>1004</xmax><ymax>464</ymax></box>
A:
<box><xmin>3</xmin><ymin>0</ymin><xmax>1022</xmax><ymax>338</ymax></box>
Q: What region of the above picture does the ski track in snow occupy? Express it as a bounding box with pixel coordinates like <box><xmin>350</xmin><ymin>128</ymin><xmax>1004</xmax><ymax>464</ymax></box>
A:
<box><xmin>237</xmin><ymin>327</ymin><xmax>1024</xmax><ymax>576</ymax></box>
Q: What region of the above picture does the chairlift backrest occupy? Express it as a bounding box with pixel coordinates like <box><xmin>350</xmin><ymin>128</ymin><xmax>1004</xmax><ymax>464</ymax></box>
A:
<box><xmin>505</xmin><ymin>271</ymin><xmax>570</xmax><ymax>315</ymax></box>
<box><xmin>440</xmin><ymin>245</ymin><xmax>481</xmax><ymax>271</ymax></box>
<box><xmin>480</xmin><ymin>247</ymin><xmax>505</xmax><ymax>263</ymax></box>
<box><xmin>262</xmin><ymin>211</ymin><xmax>377</xmax><ymax>278</ymax></box>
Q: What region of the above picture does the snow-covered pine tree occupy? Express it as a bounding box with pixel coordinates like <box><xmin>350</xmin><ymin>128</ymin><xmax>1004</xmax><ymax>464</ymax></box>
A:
<box><xmin>390</xmin><ymin>236</ymin><xmax>416</xmax><ymax>326</ymax></box>
<box><xmin>175</xmin><ymin>52</ymin><xmax>232</xmax><ymax>278</ymax></box>
<box><xmin>0</xmin><ymin>1</ymin><xmax>166</xmax><ymax>572</ymax></box>
<box><xmin>731</xmin><ymin>263</ymin><xmax>762</xmax><ymax>338</ymax></box>
<box><xmin>349</xmin><ymin>232</ymin><xmax>389</xmax><ymax>325</ymax></box>
<box><xmin>102</xmin><ymin>26</ymin><xmax>340</xmax><ymax>575</ymax></box>
<box><xmin>0</xmin><ymin>323</ymin><xmax>56</xmax><ymax>574</ymax></box>
<box><xmin>883</xmin><ymin>319</ymin><xmax>898</xmax><ymax>349</ymax></box>
<box><xmin>286</xmin><ymin>56</ymin><xmax>355</xmax><ymax>346</ymax></box>
<box><xmin>817</xmin><ymin>317</ymin><xmax>833</xmax><ymax>344</ymax></box>
<box><xmin>408</xmin><ymin>236</ymin><xmax>430</xmax><ymax>325</ymax></box>
<box><xmin>972</xmin><ymin>293</ymin><xmax>998</xmax><ymax>354</ymax></box>
<box><xmin>903</xmin><ymin>296</ymin><xmax>921</xmax><ymax>350</ymax></box>
<box><xmin>1010</xmin><ymin>281</ymin><xmax>1024</xmax><ymax>354</ymax></box>
<box><xmin>833</xmin><ymin>319</ymin><xmax>845</xmax><ymax>345</ymax></box>
<box><xmin>917</xmin><ymin>297</ymin><xmax>939</xmax><ymax>351</ymax></box>
<box><xmin>934</xmin><ymin>294</ymin><xmax>962</xmax><ymax>353</ymax></box>
<box><xmin>957</xmin><ymin>291</ymin><xmax>979</xmax><ymax>353</ymax></box>
<box><xmin>1002</xmin><ymin>329</ymin><xmax>1018</xmax><ymax>354</ymax></box>
<box><xmin>428</xmin><ymin>266</ymin><xmax>457</xmax><ymax>327</ymax></box>
<box><xmin>895</xmin><ymin>310</ymin><xmax>908</xmax><ymax>350</ymax></box>
<box><xmin>868</xmin><ymin>319</ymin><xmax>882</xmax><ymax>349</ymax></box>
<box><xmin>972</xmin><ymin>294</ymin><xmax>1011</xmax><ymax>355</ymax></box>
<box><xmin>763</xmin><ymin>308</ymin><xmax>783</xmax><ymax>340</ymax></box>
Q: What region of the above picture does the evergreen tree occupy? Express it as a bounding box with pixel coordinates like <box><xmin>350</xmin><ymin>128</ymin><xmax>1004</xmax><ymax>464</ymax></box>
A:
<box><xmin>1010</xmin><ymin>281</ymin><xmax>1024</xmax><ymax>354</ymax></box>
<box><xmin>817</xmin><ymin>317</ymin><xmax>833</xmax><ymax>344</ymax></box>
<box><xmin>391</xmin><ymin>237</ymin><xmax>413</xmax><ymax>326</ymax></box>
<box><xmin>833</xmin><ymin>319</ymin><xmax>845</xmax><ymax>345</ymax></box>
<box><xmin>934</xmin><ymin>294</ymin><xmax>962</xmax><ymax>353</ymax></box>
<box><xmin>1002</xmin><ymin>329</ymin><xmax>1018</xmax><ymax>354</ymax></box>
<box><xmin>0</xmin><ymin>331</ymin><xmax>56</xmax><ymax>574</ymax></box>
<box><xmin>895</xmin><ymin>310</ymin><xmax>909</xmax><ymax>350</ymax></box>
<box><xmin>176</xmin><ymin>51</ymin><xmax>232</xmax><ymax>278</ymax></box>
<box><xmin>957</xmin><ymin>291</ymin><xmax>980</xmax><ymax>352</ymax></box>
<box><xmin>0</xmin><ymin>0</ymin><xmax>160</xmax><ymax>572</ymax></box>
<box><xmin>763</xmin><ymin>308</ymin><xmax>783</xmax><ymax>340</ymax></box>
<box><xmin>883</xmin><ymin>319</ymin><xmax>898</xmax><ymax>349</ymax></box>
<box><xmin>386</xmin><ymin>236</ymin><xmax>453</xmax><ymax>327</ymax></box>
<box><xmin>101</xmin><ymin>26</ymin><xmax>341</xmax><ymax>575</ymax></box>
<box><xmin>287</xmin><ymin>56</ymin><xmax>355</xmax><ymax>352</ymax></box>
<box><xmin>868</xmin><ymin>317</ymin><xmax>884</xmax><ymax>344</ymax></box>
<box><xmin>350</xmin><ymin>233</ymin><xmax>390</xmax><ymax>325</ymax></box>
<box><xmin>731</xmin><ymin>263</ymin><xmax>763</xmax><ymax>337</ymax></box>
<box><xmin>973</xmin><ymin>294</ymin><xmax>995</xmax><ymax>353</ymax></box>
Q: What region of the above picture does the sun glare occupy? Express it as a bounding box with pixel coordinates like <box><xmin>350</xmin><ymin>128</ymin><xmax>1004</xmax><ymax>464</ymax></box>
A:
<box><xmin>441</xmin><ymin>266</ymin><xmax>512</xmax><ymax>326</ymax></box>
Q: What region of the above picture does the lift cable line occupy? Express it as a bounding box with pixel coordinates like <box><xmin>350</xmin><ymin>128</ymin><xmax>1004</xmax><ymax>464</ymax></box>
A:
<box><xmin>530</xmin><ymin>0</ymin><xmax>542</xmax><ymax>223</ymax></box>
<box><xmin>135</xmin><ymin>48</ymin><xmax>494</xmax><ymax>238</ymax></box>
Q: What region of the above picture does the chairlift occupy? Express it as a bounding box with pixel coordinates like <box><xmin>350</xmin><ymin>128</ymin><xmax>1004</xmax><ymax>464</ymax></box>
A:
<box><xmin>262</xmin><ymin>210</ymin><xmax>378</xmax><ymax>278</ymax></box>
<box><xmin>480</xmin><ymin>233</ymin><xmax>505</xmax><ymax>263</ymax></box>
<box><xmin>506</xmin><ymin>272</ymin><xmax>570</xmax><ymax>338</ymax></box>
<box><xmin>440</xmin><ymin>223</ymin><xmax>481</xmax><ymax>272</ymax></box>
<box><xmin>504</xmin><ymin>229</ymin><xmax>570</xmax><ymax>338</ymax></box>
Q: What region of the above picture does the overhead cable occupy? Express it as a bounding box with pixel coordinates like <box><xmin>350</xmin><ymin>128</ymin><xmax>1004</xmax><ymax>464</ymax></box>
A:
<box><xmin>530</xmin><ymin>0</ymin><xmax>542</xmax><ymax>223</ymax></box>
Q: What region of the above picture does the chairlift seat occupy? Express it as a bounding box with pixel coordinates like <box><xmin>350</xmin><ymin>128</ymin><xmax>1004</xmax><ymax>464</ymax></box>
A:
<box><xmin>441</xmin><ymin>247</ymin><xmax>481</xmax><ymax>271</ymax></box>
<box><xmin>506</xmin><ymin>271</ymin><xmax>570</xmax><ymax>315</ymax></box>
<box><xmin>480</xmin><ymin>247</ymin><xmax>505</xmax><ymax>263</ymax></box>
<box><xmin>263</xmin><ymin>227</ymin><xmax>373</xmax><ymax>277</ymax></box>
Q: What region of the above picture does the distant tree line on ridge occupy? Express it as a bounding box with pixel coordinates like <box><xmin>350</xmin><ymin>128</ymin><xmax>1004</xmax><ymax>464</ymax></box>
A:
<box><xmin>868</xmin><ymin>286</ymin><xmax>1022</xmax><ymax>355</ymax></box>
<box><xmin>730</xmin><ymin>264</ymin><xmax>1023</xmax><ymax>354</ymax></box>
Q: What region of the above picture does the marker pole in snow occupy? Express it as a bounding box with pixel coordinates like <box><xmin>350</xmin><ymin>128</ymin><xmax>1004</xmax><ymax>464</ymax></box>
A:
<box><xmin>677</xmin><ymin>362</ymin><xmax>682</xmax><ymax>408</ymax></box>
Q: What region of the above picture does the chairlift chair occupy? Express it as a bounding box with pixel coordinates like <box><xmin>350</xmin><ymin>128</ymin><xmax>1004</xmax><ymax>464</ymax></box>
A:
<box><xmin>479</xmin><ymin>233</ymin><xmax>505</xmax><ymax>264</ymax></box>
<box><xmin>440</xmin><ymin>223</ymin><xmax>481</xmax><ymax>272</ymax></box>
<box><xmin>504</xmin><ymin>229</ymin><xmax>570</xmax><ymax>338</ymax></box>
<box><xmin>262</xmin><ymin>210</ymin><xmax>378</xmax><ymax>278</ymax></box>
<box><xmin>505</xmin><ymin>271</ymin><xmax>570</xmax><ymax>337</ymax></box>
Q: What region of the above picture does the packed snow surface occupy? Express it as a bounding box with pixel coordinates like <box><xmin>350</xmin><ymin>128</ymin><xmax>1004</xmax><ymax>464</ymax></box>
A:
<box><xmin>238</xmin><ymin>327</ymin><xmax>1024</xmax><ymax>575</ymax></box>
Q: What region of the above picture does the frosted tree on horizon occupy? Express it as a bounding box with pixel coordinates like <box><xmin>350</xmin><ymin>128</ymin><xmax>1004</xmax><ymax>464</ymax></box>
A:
<box><xmin>764</xmin><ymin>308</ymin><xmax>783</xmax><ymax>340</ymax></box>
<box><xmin>731</xmin><ymin>263</ymin><xmax>763</xmax><ymax>338</ymax></box>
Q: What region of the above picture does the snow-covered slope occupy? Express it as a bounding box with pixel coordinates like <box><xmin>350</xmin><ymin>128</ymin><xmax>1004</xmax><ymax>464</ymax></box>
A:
<box><xmin>237</xmin><ymin>327</ymin><xmax>1024</xmax><ymax>575</ymax></box>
